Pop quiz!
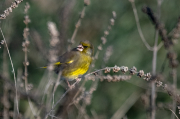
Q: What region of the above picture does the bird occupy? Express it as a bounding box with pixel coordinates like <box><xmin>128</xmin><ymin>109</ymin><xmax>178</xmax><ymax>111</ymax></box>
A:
<box><xmin>43</xmin><ymin>40</ymin><xmax>93</xmax><ymax>87</ymax></box>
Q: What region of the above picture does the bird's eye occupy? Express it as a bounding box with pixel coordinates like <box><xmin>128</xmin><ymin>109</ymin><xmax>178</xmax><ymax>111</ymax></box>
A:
<box><xmin>84</xmin><ymin>46</ymin><xmax>88</xmax><ymax>48</ymax></box>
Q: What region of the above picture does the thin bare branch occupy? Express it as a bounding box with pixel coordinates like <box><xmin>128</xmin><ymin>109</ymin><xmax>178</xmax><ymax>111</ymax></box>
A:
<box><xmin>129</xmin><ymin>0</ymin><xmax>153</xmax><ymax>51</ymax></box>
<box><xmin>0</xmin><ymin>27</ymin><xmax>19</xmax><ymax>115</ymax></box>
<box><xmin>169</xmin><ymin>108</ymin><xmax>179</xmax><ymax>119</ymax></box>
<box><xmin>111</xmin><ymin>91</ymin><xmax>142</xmax><ymax>119</ymax></box>
<box><xmin>68</xmin><ymin>0</ymin><xmax>90</xmax><ymax>50</ymax></box>
<box><xmin>52</xmin><ymin>72</ymin><xmax>62</xmax><ymax>107</ymax></box>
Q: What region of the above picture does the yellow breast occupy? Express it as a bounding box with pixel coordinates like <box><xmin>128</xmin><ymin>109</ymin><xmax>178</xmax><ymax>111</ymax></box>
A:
<box><xmin>62</xmin><ymin>54</ymin><xmax>92</xmax><ymax>80</ymax></box>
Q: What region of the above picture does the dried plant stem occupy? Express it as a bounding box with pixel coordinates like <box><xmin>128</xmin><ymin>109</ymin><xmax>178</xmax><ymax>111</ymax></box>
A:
<box><xmin>44</xmin><ymin>87</ymin><xmax>72</xmax><ymax>119</ymax></box>
<box><xmin>0</xmin><ymin>0</ymin><xmax>24</xmax><ymax>19</ymax></box>
<box><xmin>44</xmin><ymin>65</ymin><xmax>151</xmax><ymax>118</ymax></box>
<box><xmin>151</xmin><ymin>29</ymin><xmax>158</xmax><ymax>119</ymax></box>
<box><xmin>24</xmin><ymin>48</ymin><xmax>37</xmax><ymax>117</ymax></box>
<box><xmin>130</xmin><ymin>0</ymin><xmax>163</xmax><ymax>118</ymax></box>
<box><xmin>151</xmin><ymin>0</ymin><xmax>162</xmax><ymax>118</ymax></box>
<box><xmin>71</xmin><ymin>7</ymin><xmax>86</xmax><ymax>43</ymax></box>
<box><xmin>142</xmin><ymin>3</ymin><xmax>179</xmax><ymax>117</ymax></box>
<box><xmin>3</xmin><ymin>82</ymin><xmax>10</xmax><ymax>119</ymax></box>
<box><xmin>169</xmin><ymin>108</ymin><xmax>179</xmax><ymax>119</ymax></box>
<box><xmin>171</xmin><ymin>68</ymin><xmax>177</xmax><ymax>119</ymax></box>
<box><xmin>22</xmin><ymin>2</ymin><xmax>37</xmax><ymax>117</ymax></box>
<box><xmin>0</xmin><ymin>27</ymin><xmax>19</xmax><ymax>115</ymax></box>
<box><xmin>3</xmin><ymin>46</ymin><xmax>10</xmax><ymax>119</ymax></box>
<box><xmin>52</xmin><ymin>72</ymin><xmax>62</xmax><ymax>107</ymax></box>
<box><xmin>72</xmin><ymin>79</ymin><xmax>87</xmax><ymax>103</ymax></box>
<box><xmin>68</xmin><ymin>4</ymin><xmax>87</xmax><ymax>51</ymax></box>
<box><xmin>129</xmin><ymin>0</ymin><xmax>153</xmax><ymax>51</ymax></box>
<box><xmin>77</xmin><ymin>102</ymin><xmax>90</xmax><ymax>119</ymax></box>
<box><xmin>111</xmin><ymin>91</ymin><xmax>142</xmax><ymax>119</ymax></box>
<box><xmin>49</xmin><ymin>72</ymin><xmax>62</xmax><ymax>119</ymax></box>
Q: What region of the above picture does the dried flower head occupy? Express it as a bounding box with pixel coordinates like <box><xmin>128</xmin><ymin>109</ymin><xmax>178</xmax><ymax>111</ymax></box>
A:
<box><xmin>107</xmin><ymin>75</ymin><xmax>113</xmax><ymax>82</ymax></box>
<box><xmin>23</xmin><ymin>61</ymin><xmax>29</xmax><ymax>66</ymax></box>
<box><xmin>24</xmin><ymin>15</ymin><xmax>31</xmax><ymax>25</ymax></box>
<box><xmin>110</xmin><ymin>18</ymin><xmax>115</xmax><ymax>26</ymax></box>
<box><xmin>108</xmin><ymin>26</ymin><xmax>112</xmax><ymax>30</ymax></box>
<box><xmin>84</xmin><ymin>0</ymin><xmax>90</xmax><ymax>6</ymax></box>
<box><xmin>101</xmin><ymin>75</ymin><xmax>131</xmax><ymax>82</ymax></box>
<box><xmin>0</xmin><ymin>0</ymin><xmax>24</xmax><ymax>19</ymax></box>
<box><xmin>112</xmin><ymin>11</ymin><xmax>116</xmax><ymax>18</ymax></box>
<box><xmin>27</xmin><ymin>83</ymin><xmax>33</xmax><ymax>91</ymax></box>
<box><xmin>137</xmin><ymin>70</ymin><xmax>144</xmax><ymax>77</ymax></box>
<box><xmin>93</xmin><ymin>72</ymin><xmax>98</xmax><ymax>76</ymax></box>
<box><xmin>178</xmin><ymin>106</ymin><xmax>180</xmax><ymax>114</ymax></box>
<box><xmin>48</xmin><ymin>22</ymin><xmax>59</xmax><ymax>38</ymax></box>
<box><xmin>121</xmin><ymin>66</ymin><xmax>128</xmax><ymax>73</ymax></box>
<box><xmin>105</xmin><ymin>67</ymin><xmax>111</xmax><ymax>73</ymax></box>
<box><xmin>169</xmin><ymin>59</ymin><xmax>179</xmax><ymax>68</ymax></box>
<box><xmin>155</xmin><ymin>80</ymin><xmax>163</xmax><ymax>87</ymax></box>
<box><xmin>104</xmin><ymin>30</ymin><xmax>109</xmax><ymax>36</ymax></box>
<box><xmin>0</xmin><ymin>40</ymin><xmax>4</xmax><ymax>45</ymax></box>
<box><xmin>23</xmin><ymin>28</ymin><xmax>30</xmax><ymax>40</ymax></box>
<box><xmin>113</xmin><ymin>65</ymin><xmax>120</xmax><ymax>73</ymax></box>
<box><xmin>143</xmin><ymin>73</ymin><xmax>151</xmax><ymax>81</ymax></box>
<box><xmin>129</xmin><ymin>66</ymin><xmax>137</xmax><ymax>75</ymax></box>
<box><xmin>24</xmin><ymin>2</ymin><xmax>30</xmax><ymax>14</ymax></box>
<box><xmin>48</xmin><ymin>21</ymin><xmax>60</xmax><ymax>63</ymax></box>
<box><xmin>104</xmin><ymin>45</ymin><xmax>113</xmax><ymax>63</ymax></box>
<box><xmin>98</xmin><ymin>44</ymin><xmax>103</xmax><ymax>50</ymax></box>
<box><xmin>101</xmin><ymin>37</ymin><xmax>107</xmax><ymax>44</ymax></box>
<box><xmin>167</xmin><ymin>52</ymin><xmax>177</xmax><ymax>60</ymax></box>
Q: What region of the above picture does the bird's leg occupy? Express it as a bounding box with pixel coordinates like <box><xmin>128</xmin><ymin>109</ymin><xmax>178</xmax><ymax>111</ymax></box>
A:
<box><xmin>66</xmin><ymin>79</ymin><xmax>71</xmax><ymax>88</ymax></box>
<box><xmin>66</xmin><ymin>78</ymin><xmax>81</xmax><ymax>89</ymax></box>
<box><xmin>75</xmin><ymin>77</ymin><xmax>81</xmax><ymax>82</ymax></box>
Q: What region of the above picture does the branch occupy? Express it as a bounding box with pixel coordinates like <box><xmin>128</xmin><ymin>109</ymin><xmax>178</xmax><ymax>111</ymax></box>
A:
<box><xmin>142</xmin><ymin>6</ymin><xmax>172</xmax><ymax>49</ymax></box>
<box><xmin>0</xmin><ymin>27</ymin><xmax>19</xmax><ymax>114</ymax></box>
<box><xmin>68</xmin><ymin>0</ymin><xmax>90</xmax><ymax>51</ymax></box>
<box><xmin>129</xmin><ymin>0</ymin><xmax>153</xmax><ymax>51</ymax></box>
<box><xmin>0</xmin><ymin>0</ymin><xmax>24</xmax><ymax>19</ymax></box>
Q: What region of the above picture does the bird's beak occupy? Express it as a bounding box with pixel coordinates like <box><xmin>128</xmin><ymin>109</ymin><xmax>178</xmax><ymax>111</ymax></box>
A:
<box><xmin>77</xmin><ymin>44</ymin><xmax>84</xmax><ymax>51</ymax></box>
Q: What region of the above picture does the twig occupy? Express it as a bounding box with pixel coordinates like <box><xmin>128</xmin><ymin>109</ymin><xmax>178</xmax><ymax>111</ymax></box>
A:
<box><xmin>44</xmin><ymin>65</ymin><xmax>152</xmax><ymax>119</ymax></box>
<box><xmin>142</xmin><ymin>6</ymin><xmax>172</xmax><ymax>49</ymax></box>
<box><xmin>0</xmin><ymin>73</ymin><xmax>40</xmax><ymax>106</ymax></box>
<box><xmin>68</xmin><ymin>0</ymin><xmax>90</xmax><ymax>51</ymax></box>
<box><xmin>44</xmin><ymin>84</ymin><xmax>74</xmax><ymax>119</ymax></box>
<box><xmin>171</xmin><ymin>68</ymin><xmax>177</xmax><ymax>119</ymax></box>
<box><xmin>111</xmin><ymin>91</ymin><xmax>142</xmax><ymax>119</ymax></box>
<box><xmin>142</xmin><ymin>3</ymin><xmax>180</xmax><ymax>119</ymax></box>
<box><xmin>0</xmin><ymin>0</ymin><xmax>24</xmax><ymax>19</ymax></box>
<box><xmin>169</xmin><ymin>108</ymin><xmax>179</xmax><ymax>119</ymax></box>
<box><xmin>151</xmin><ymin>0</ymin><xmax>163</xmax><ymax>118</ymax></box>
<box><xmin>22</xmin><ymin>2</ymin><xmax>37</xmax><ymax>117</ymax></box>
<box><xmin>93</xmin><ymin>11</ymin><xmax>116</xmax><ymax>63</ymax></box>
<box><xmin>151</xmin><ymin>21</ymin><xmax>160</xmax><ymax>119</ymax></box>
<box><xmin>3</xmin><ymin>42</ymin><xmax>10</xmax><ymax>119</ymax></box>
<box><xmin>0</xmin><ymin>27</ymin><xmax>19</xmax><ymax>114</ymax></box>
<box><xmin>129</xmin><ymin>0</ymin><xmax>153</xmax><ymax>51</ymax></box>
<box><xmin>52</xmin><ymin>72</ymin><xmax>62</xmax><ymax>107</ymax></box>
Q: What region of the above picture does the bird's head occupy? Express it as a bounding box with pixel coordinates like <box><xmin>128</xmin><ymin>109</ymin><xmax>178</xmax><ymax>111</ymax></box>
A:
<box><xmin>76</xmin><ymin>40</ymin><xmax>93</xmax><ymax>56</ymax></box>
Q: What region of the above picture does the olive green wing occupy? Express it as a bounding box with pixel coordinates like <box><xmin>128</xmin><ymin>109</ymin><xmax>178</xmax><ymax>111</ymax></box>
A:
<box><xmin>54</xmin><ymin>50</ymin><xmax>80</xmax><ymax>73</ymax></box>
<box><xmin>41</xmin><ymin>50</ymin><xmax>79</xmax><ymax>69</ymax></box>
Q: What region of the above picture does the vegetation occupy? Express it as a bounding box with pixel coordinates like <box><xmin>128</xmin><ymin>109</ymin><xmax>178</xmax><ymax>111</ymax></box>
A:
<box><xmin>0</xmin><ymin>0</ymin><xmax>180</xmax><ymax>119</ymax></box>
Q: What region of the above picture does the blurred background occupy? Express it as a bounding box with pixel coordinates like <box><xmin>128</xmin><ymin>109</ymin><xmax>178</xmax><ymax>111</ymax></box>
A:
<box><xmin>0</xmin><ymin>0</ymin><xmax>180</xmax><ymax>119</ymax></box>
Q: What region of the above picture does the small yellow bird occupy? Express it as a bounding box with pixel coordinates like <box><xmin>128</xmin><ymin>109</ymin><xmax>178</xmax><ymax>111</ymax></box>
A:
<box><xmin>48</xmin><ymin>40</ymin><xmax>93</xmax><ymax>87</ymax></box>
